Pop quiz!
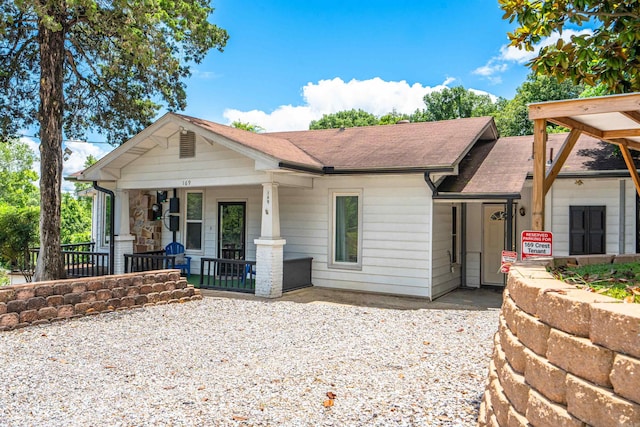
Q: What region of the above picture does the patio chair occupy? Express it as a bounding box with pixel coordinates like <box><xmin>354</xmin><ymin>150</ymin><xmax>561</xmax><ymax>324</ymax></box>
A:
<box><xmin>165</xmin><ymin>242</ymin><xmax>191</xmax><ymax>278</ymax></box>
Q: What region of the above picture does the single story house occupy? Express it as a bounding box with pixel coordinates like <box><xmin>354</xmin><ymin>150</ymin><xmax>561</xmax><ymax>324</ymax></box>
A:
<box><xmin>76</xmin><ymin>110</ymin><xmax>639</xmax><ymax>299</ymax></box>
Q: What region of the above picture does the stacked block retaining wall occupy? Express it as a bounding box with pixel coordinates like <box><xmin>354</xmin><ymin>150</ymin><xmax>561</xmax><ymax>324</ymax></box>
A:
<box><xmin>479</xmin><ymin>262</ymin><xmax>640</xmax><ymax>427</ymax></box>
<box><xmin>0</xmin><ymin>270</ymin><xmax>202</xmax><ymax>331</ymax></box>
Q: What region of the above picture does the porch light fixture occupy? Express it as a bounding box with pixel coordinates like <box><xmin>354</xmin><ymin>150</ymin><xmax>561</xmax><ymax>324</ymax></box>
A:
<box><xmin>519</xmin><ymin>206</ymin><xmax>526</xmax><ymax>217</ymax></box>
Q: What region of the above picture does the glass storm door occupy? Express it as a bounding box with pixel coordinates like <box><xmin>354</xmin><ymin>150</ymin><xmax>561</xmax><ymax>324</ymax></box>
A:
<box><xmin>217</xmin><ymin>202</ymin><xmax>246</xmax><ymax>261</ymax></box>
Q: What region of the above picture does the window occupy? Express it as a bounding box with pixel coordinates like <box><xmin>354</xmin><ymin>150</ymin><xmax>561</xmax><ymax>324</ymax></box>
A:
<box><xmin>331</xmin><ymin>191</ymin><xmax>362</xmax><ymax>268</ymax></box>
<box><xmin>570</xmin><ymin>206</ymin><xmax>605</xmax><ymax>255</ymax></box>
<box><xmin>102</xmin><ymin>193</ymin><xmax>112</xmax><ymax>246</ymax></box>
<box><xmin>185</xmin><ymin>191</ymin><xmax>203</xmax><ymax>251</ymax></box>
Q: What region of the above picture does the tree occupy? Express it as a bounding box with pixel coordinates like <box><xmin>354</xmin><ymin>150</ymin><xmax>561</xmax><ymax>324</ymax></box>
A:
<box><xmin>0</xmin><ymin>204</ymin><xmax>39</xmax><ymax>272</ymax></box>
<box><xmin>500</xmin><ymin>1</ymin><xmax>640</xmax><ymax>93</ymax></box>
<box><xmin>0</xmin><ymin>1</ymin><xmax>227</xmax><ymax>281</ymax></box>
<box><xmin>494</xmin><ymin>73</ymin><xmax>584</xmax><ymax>136</ymax></box>
<box><xmin>420</xmin><ymin>86</ymin><xmax>497</xmax><ymax>122</ymax></box>
<box><xmin>0</xmin><ymin>139</ymin><xmax>39</xmax><ymax>208</ymax></box>
<box><xmin>309</xmin><ymin>109</ymin><xmax>379</xmax><ymax>130</ymax></box>
<box><xmin>378</xmin><ymin>110</ymin><xmax>410</xmax><ymax>125</ymax></box>
<box><xmin>231</xmin><ymin>121</ymin><xmax>265</xmax><ymax>133</ymax></box>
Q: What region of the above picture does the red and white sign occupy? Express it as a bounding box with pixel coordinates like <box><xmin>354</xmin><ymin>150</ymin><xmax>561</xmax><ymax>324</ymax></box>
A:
<box><xmin>500</xmin><ymin>250</ymin><xmax>518</xmax><ymax>273</ymax></box>
<box><xmin>521</xmin><ymin>231</ymin><xmax>553</xmax><ymax>259</ymax></box>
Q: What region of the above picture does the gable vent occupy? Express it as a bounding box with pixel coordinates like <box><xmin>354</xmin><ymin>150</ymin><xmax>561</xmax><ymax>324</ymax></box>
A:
<box><xmin>179</xmin><ymin>131</ymin><xmax>196</xmax><ymax>158</ymax></box>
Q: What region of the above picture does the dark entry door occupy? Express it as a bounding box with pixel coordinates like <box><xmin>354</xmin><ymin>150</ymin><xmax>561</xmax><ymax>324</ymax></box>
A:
<box><xmin>570</xmin><ymin>206</ymin><xmax>605</xmax><ymax>255</ymax></box>
<box><xmin>218</xmin><ymin>202</ymin><xmax>246</xmax><ymax>260</ymax></box>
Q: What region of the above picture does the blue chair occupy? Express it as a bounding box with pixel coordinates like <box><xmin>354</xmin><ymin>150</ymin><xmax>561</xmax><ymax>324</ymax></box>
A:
<box><xmin>165</xmin><ymin>242</ymin><xmax>191</xmax><ymax>278</ymax></box>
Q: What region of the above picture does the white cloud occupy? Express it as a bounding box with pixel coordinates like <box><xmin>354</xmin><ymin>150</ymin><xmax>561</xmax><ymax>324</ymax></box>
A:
<box><xmin>223</xmin><ymin>77</ymin><xmax>456</xmax><ymax>132</ymax></box>
<box><xmin>474</xmin><ymin>29</ymin><xmax>593</xmax><ymax>81</ymax></box>
<box><xmin>20</xmin><ymin>136</ymin><xmax>114</xmax><ymax>193</ymax></box>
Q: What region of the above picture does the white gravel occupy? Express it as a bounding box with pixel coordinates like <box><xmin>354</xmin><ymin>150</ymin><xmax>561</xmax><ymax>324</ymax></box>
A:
<box><xmin>0</xmin><ymin>297</ymin><xmax>499</xmax><ymax>427</ymax></box>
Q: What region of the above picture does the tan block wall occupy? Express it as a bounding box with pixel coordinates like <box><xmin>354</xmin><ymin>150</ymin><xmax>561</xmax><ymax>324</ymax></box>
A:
<box><xmin>479</xmin><ymin>263</ymin><xmax>640</xmax><ymax>427</ymax></box>
<box><xmin>0</xmin><ymin>270</ymin><xmax>202</xmax><ymax>331</ymax></box>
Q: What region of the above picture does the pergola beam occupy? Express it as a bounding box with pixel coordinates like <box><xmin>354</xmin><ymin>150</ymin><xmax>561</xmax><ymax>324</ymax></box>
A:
<box><xmin>529</xmin><ymin>93</ymin><xmax>640</xmax><ymax>119</ymax></box>
<box><xmin>544</xmin><ymin>129</ymin><xmax>581</xmax><ymax>195</ymax></box>
<box><xmin>617</xmin><ymin>142</ymin><xmax>640</xmax><ymax>197</ymax></box>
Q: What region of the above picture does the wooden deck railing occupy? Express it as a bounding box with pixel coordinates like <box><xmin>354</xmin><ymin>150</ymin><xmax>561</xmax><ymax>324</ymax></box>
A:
<box><xmin>21</xmin><ymin>242</ymin><xmax>106</xmax><ymax>281</ymax></box>
<box><xmin>124</xmin><ymin>252</ymin><xmax>176</xmax><ymax>273</ymax></box>
<box><xmin>199</xmin><ymin>258</ymin><xmax>256</xmax><ymax>293</ymax></box>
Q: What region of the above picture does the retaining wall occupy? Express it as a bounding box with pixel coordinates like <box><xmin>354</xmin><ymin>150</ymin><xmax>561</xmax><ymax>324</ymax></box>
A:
<box><xmin>0</xmin><ymin>270</ymin><xmax>202</xmax><ymax>331</ymax></box>
<box><xmin>479</xmin><ymin>262</ymin><xmax>640</xmax><ymax>427</ymax></box>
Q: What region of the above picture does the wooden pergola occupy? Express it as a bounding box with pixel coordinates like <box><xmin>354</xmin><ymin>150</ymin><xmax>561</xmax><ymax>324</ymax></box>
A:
<box><xmin>528</xmin><ymin>93</ymin><xmax>640</xmax><ymax>231</ymax></box>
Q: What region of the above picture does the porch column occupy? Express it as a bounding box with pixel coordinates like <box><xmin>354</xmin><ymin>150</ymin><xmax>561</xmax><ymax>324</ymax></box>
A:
<box><xmin>254</xmin><ymin>182</ymin><xmax>286</xmax><ymax>298</ymax></box>
<box><xmin>113</xmin><ymin>189</ymin><xmax>134</xmax><ymax>274</ymax></box>
<box><xmin>532</xmin><ymin>119</ymin><xmax>547</xmax><ymax>231</ymax></box>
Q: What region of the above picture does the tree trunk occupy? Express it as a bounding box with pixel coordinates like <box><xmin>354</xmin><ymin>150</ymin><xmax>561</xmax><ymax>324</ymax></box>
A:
<box><xmin>34</xmin><ymin>15</ymin><xmax>66</xmax><ymax>281</ymax></box>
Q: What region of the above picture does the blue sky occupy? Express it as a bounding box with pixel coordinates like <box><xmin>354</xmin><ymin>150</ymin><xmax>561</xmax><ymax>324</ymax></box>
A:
<box><xmin>23</xmin><ymin>0</ymin><xmax>591</xmax><ymax>189</ymax></box>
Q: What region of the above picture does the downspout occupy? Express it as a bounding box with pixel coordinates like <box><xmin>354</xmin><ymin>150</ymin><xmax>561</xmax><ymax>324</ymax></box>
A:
<box><xmin>93</xmin><ymin>181</ymin><xmax>115</xmax><ymax>275</ymax></box>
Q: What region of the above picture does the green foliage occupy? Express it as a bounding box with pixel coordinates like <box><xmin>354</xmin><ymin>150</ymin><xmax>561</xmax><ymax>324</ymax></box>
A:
<box><xmin>0</xmin><ymin>269</ymin><xmax>8</xmax><ymax>287</ymax></box>
<box><xmin>0</xmin><ymin>139</ymin><xmax>39</xmax><ymax>207</ymax></box>
<box><xmin>231</xmin><ymin>121</ymin><xmax>265</xmax><ymax>133</ymax></box>
<box><xmin>493</xmin><ymin>73</ymin><xmax>584</xmax><ymax>136</ymax></box>
<box><xmin>0</xmin><ymin>204</ymin><xmax>39</xmax><ymax>269</ymax></box>
<box><xmin>73</xmin><ymin>155</ymin><xmax>98</xmax><ymax>194</ymax></box>
<box><xmin>378</xmin><ymin>110</ymin><xmax>410</xmax><ymax>125</ymax></box>
<box><xmin>420</xmin><ymin>86</ymin><xmax>497</xmax><ymax>122</ymax></box>
<box><xmin>551</xmin><ymin>262</ymin><xmax>640</xmax><ymax>303</ymax></box>
<box><xmin>309</xmin><ymin>109</ymin><xmax>379</xmax><ymax>130</ymax></box>
<box><xmin>500</xmin><ymin>0</ymin><xmax>640</xmax><ymax>93</ymax></box>
<box><xmin>0</xmin><ymin>1</ymin><xmax>229</xmax><ymax>143</ymax></box>
<box><xmin>60</xmin><ymin>193</ymin><xmax>92</xmax><ymax>244</ymax></box>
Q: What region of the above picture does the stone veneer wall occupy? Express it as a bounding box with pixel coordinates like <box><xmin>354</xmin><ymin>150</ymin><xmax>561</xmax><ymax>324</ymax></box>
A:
<box><xmin>0</xmin><ymin>270</ymin><xmax>201</xmax><ymax>331</ymax></box>
<box><xmin>478</xmin><ymin>260</ymin><xmax>640</xmax><ymax>427</ymax></box>
<box><xmin>129</xmin><ymin>190</ymin><xmax>162</xmax><ymax>253</ymax></box>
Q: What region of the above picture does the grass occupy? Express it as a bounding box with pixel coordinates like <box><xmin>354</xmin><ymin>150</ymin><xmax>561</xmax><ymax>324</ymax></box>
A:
<box><xmin>550</xmin><ymin>261</ymin><xmax>640</xmax><ymax>303</ymax></box>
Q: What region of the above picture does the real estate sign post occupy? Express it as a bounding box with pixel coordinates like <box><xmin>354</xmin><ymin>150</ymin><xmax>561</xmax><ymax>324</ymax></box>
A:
<box><xmin>521</xmin><ymin>231</ymin><xmax>553</xmax><ymax>259</ymax></box>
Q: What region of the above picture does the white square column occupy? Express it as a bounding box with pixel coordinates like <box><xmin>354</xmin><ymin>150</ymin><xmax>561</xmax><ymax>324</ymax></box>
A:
<box><xmin>113</xmin><ymin>189</ymin><xmax>135</xmax><ymax>274</ymax></box>
<box><xmin>254</xmin><ymin>182</ymin><xmax>286</xmax><ymax>298</ymax></box>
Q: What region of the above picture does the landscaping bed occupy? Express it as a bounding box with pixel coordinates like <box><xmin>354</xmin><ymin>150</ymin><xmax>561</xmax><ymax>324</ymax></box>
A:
<box><xmin>550</xmin><ymin>261</ymin><xmax>640</xmax><ymax>303</ymax></box>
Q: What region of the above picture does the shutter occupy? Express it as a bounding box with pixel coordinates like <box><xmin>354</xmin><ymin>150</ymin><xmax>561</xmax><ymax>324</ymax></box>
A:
<box><xmin>569</xmin><ymin>206</ymin><xmax>587</xmax><ymax>255</ymax></box>
<box><xmin>569</xmin><ymin>206</ymin><xmax>606</xmax><ymax>255</ymax></box>
<box><xmin>588</xmin><ymin>206</ymin><xmax>606</xmax><ymax>254</ymax></box>
<box><xmin>179</xmin><ymin>131</ymin><xmax>196</xmax><ymax>158</ymax></box>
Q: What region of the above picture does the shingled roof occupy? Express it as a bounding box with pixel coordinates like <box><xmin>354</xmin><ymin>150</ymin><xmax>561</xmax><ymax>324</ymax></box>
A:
<box><xmin>438</xmin><ymin>133</ymin><xmax>630</xmax><ymax>195</ymax></box>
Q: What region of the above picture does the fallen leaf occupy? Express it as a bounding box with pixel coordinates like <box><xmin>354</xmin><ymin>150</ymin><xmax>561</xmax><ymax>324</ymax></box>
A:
<box><xmin>323</xmin><ymin>399</ymin><xmax>334</xmax><ymax>407</ymax></box>
<box><xmin>398</xmin><ymin>373</ymin><xmax>405</xmax><ymax>379</ymax></box>
<box><xmin>197</xmin><ymin>385</ymin><xmax>206</xmax><ymax>390</ymax></box>
<box><xmin>326</xmin><ymin>391</ymin><xmax>336</xmax><ymax>399</ymax></box>
<box><xmin>232</xmin><ymin>415</ymin><xmax>248</xmax><ymax>421</ymax></box>
<box><xmin>41</xmin><ymin>333</ymin><xmax>47</xmax><ymax>337</ymax></box>
<box><xmin>423</xmin><ymin>341</ymin><xmax>430</xmax><ymax>345</ymax></box>
<box><xmin>456</xmin><ymin>328</ymin><xmax>464</xmax><ymax>332</ymax></box>
<box><xmin>163</xmin><ymin>385</ymin><xmax>176</xmax><ymax>390</ymax></box>
<box><xmin>104</xmin><ymin>365</ymin><xmax>116</xmax><ymax>369</ymax></box>
<box><xmin>624</xmin><ymin>295</ymin><xmax>635</xmax><ymax>303</ymax></box>
<box><xmin>202</xmin><ymin>397</ymin><xmax>209</xmax><ymax>402</ymax></box>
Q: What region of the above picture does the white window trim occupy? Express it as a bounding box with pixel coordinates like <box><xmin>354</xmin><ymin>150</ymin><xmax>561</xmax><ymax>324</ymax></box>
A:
<box><xmin>184</xmin><ymin>190</ymin><xmax>204</xmax><ymax>254</ymax></box>
<box><xmin>329</xmin><ymin>189</ymin><xmax>363</xmax><ymax>270</ymax></box>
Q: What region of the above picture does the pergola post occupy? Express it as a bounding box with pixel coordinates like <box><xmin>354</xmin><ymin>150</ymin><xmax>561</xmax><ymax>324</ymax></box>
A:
<box><xmin>532</xmin><ymin>119</ymin><xmax>547</xmax><ymax>231</ymax></box>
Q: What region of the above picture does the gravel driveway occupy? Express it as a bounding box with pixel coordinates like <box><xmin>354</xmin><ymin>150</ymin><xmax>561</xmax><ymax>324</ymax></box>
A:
<box><xmin>0</xmin><ymin>297</ymin><xmax>499</xmax><ymax>426</ymax></box>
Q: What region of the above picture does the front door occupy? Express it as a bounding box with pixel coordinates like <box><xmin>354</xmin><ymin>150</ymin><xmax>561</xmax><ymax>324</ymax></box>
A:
<box><xmin>217</xmin><ymin>202</ymin><xmax>246</xmax><ymax>261</ymax></box>
<box><xmin>482</xmin><ymin>204</ymin><xmax>507</xmax><ymax>285</ymax></box>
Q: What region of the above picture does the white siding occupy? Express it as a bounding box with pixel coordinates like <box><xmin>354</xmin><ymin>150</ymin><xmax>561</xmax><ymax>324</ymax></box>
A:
<box><xmin>280</xmin><ymin>175</ymin><xmax>433</xmax><ymax>297</ymax></box>
<box><xmin>431</xmin><ymin>203</ymin><xmax>461</xmax><ymax>298</ymax></box>
<box><xmin>160</xmin><ymin>186</ymin><xmax>263</xmax><ymax>275</ymax></box>
<box><xmin>546</xmin><ymin>178</ymin><xmax>636</xmax><ymax>255</ymax></box>
<box><xmin>117</xmin><ymin>133</ymin><xmax>266</xmax><ymax>189</ymax></box>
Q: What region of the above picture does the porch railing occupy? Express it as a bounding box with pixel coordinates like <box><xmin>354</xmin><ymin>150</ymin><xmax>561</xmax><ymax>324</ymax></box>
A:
<box><xmin>124</xmin><ymin>252</ymin><xmax>176</xmax><ymax>273</ymax></box>
<box><xmin>199</xmin><ymin>258</ymin><xmax>256</xmax><ymax>293</ymax></box>
<box><xmin>22</xmin><ymin>242</ymin><xmax>107</xmax><ymax>281</ymax></box>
